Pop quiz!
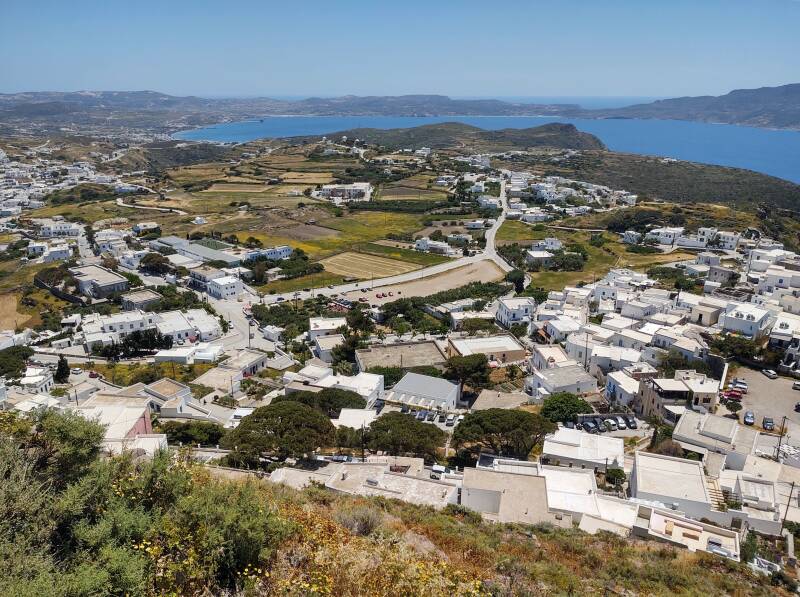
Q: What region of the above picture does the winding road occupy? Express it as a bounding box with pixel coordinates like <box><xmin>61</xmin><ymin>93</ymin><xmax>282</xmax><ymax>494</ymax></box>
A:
<box><xmin>260</xmin><ymin>180</ymin><xmax>515</xmax><ymax>304</ymax></box>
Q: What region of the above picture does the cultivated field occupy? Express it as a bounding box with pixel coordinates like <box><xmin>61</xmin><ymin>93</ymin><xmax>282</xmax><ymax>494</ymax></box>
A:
<box><xmin>319</xmin><ymin>251</ymin><xmax>420</xmax><ymax>279</ymax></box>
<box><xmin>379</xmin><ymin>174</ymin><xmax>448</xmax><ymax>201</ymax></box>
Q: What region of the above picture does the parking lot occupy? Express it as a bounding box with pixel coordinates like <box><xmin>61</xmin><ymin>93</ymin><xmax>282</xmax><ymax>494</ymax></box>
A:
<box><xmin>737</xmin><ymin>367</ymin><xmax>800</xmax><ymax>448</ymax></box>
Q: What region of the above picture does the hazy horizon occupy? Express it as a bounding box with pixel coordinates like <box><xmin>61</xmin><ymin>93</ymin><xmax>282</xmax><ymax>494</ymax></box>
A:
<box><xmin>2</xmin><ymin>0</ymin><xmax>797</xmax><ymax>98</ymax></box>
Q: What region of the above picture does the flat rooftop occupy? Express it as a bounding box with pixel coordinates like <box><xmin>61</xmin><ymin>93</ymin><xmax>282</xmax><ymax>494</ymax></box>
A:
<box><xmin>121</xmin><ymin>289</ymin><xmax>161</xmax><ymax>303</ymax></box>
<box><xmin>69</xmin><ymin>265</ymin><xmax>126</xmax><ymax>286</ymax></box>
<box><xmin>449</xmin><ymin>334</ymin><xmax>524</xmax><ymax>356</ymax></box>
<box><xmin>356</xmin><ymin>341</ymin><xmax>447</xmax><ymax>371</ymax></box>
<box><xmin>634</xmin><ymin>452</ymin><xmax>709</xmax><ymax>504</ymax></box>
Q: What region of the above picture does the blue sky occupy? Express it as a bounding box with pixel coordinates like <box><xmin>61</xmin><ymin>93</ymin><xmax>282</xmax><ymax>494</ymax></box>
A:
<box><xmin>2</xmin><ymin>0</ymin><xmax>798</xmax><ymax>98</ymax></box>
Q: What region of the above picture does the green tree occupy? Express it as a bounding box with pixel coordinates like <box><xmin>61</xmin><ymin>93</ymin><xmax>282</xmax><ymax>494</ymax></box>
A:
<box><xmin>222</xmin><ymin>402</ymin><xmax>335</xmax><ymax>464</ymax></box>
<box><xmin>272</xmin><ymin>388</ymin><xmax>366</xmax><ymax>418</ymax></box>
<box><xmin>452</xmin><ymin>409</ymin><xmax>556</xmax><ymax>460</ymax></box>
<box><xmin>505</xmin><ymin>269</ymin><xmax>525</xmax><ymax>293</ymax></box>
<box><xmin>726</xmin><ymin>401</ymin><xmax>743</xmax><ymax>416</ymax></box>
<box><xmin>159</xmin><ymin>420</ymin><xmax>226</xmax><ymax>446</ymax></box>
<box><xmin>540</xmin><ymin>392</ymin><xmax>592</xmax><ymax>423</ymax></box>
<box><xmin>605</xmin><ymin>468</ymin><xmax>626</xmax><ymax>487</ymax></box>
<box><xmin>461</xmin><ymin>318</ymin><xmax>496</xmax><ymax>336</ymax></box>
<box><xmin>0</xmin><ymin>345</ymin><xmax>34</xmax><ymax>378</ymax></box>
<box><xmin>139</xmin><ymin>251</ymin><xmax>172</xmax><ymax>274</ymax></box>
<box><xmin>27</xmin><ymin>408</ymin><xmax>106</xmax><ymax>488</ymax></box>
<box><xmin>54</xmin><ymin>355</ymin><xmax>70</xmax><ymax>383</ymax></box>
<box><xmin>345</xmin><ymin>304</ymin><xmax>375</xmax><ymax>336</ymax></box>
<box><xmin>444</xmin><ymin>353</ymin><xmax>490</xmax><ymax>389</ymax></box>
<box><xmin>366</xmin><ymin>412</ymin><xmax>445</xmax><ymax>460</ymax></box>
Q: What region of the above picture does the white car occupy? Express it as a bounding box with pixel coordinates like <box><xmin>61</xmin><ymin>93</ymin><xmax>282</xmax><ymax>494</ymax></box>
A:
<box><xmin>71</xmin><ymin>367</ymin><xmax>83</xmax><ymax>375</ymax></box>
<box><xmin>762</xmin><ymin>369</ymin><xmax>778</xmax><ymax>379</ymax></box>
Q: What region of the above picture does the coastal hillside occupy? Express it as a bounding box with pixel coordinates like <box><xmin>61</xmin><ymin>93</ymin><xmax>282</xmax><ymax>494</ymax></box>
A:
<box><xmin>314</xmin><ymin>122</ymin><xmax>606</xmax><ymax>151</ymax></box>
<box><xmin>587</xmin><ymin>83</ymin><xmax>800</xmax><ymax>130</ymax></box>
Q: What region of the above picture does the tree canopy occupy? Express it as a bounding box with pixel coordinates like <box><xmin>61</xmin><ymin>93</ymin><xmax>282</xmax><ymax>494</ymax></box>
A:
<box><xmin>366</xmin><ymin>412</ymin><xmax>445</xmax><ymax>461</ymax></box>
<box><xmin>222</xmin><ymin>401</ymin><xmax>335</xmax><ymax>465</ymax></box>
<box><xmin>540</xmin><ymin>392</ymin><xmax>593</xmax><ymax>423</ymax></box>
<box><xmin>452</xmin><ymin>408</ymin><xmax>556</xmax><ymax>460</ymax></box>
<box><xmin>272</xmin><ymin>388</ymin><xmax>366</xmax><ymax>418</ymax></box>
<box><xmin>54</xmin><ymin>355</ymin><xmax>70</xmax><ymax>384</ymax></box>
<box><xmin>444</xmin><ymin>353</ymin><xmax>490</xmax><ymax>389</ymax></box>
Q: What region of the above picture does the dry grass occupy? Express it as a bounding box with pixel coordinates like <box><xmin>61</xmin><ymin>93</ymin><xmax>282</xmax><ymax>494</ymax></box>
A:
<box><xmin>319</xmin><ymin>251</ymin><xmax>421</xmax><ymax>279</ymax></box>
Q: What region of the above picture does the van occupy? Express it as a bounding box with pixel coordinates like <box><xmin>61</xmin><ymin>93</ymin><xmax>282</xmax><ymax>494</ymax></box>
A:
<box><xmin>445</xmin><ymin>414</ymin><xmax>456</xmax><ymax>426</ymax></box>
<box><xmin>604</xmin><ymin>418</ymin><xmax>618</xmax><ymax>432</ymax></box>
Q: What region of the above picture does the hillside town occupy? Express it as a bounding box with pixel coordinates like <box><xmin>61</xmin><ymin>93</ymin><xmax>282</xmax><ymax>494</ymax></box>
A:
<box><xmin>1</xmin><ymin>136</ymin><xmax>800</xmax><ymax>581</ymax></box>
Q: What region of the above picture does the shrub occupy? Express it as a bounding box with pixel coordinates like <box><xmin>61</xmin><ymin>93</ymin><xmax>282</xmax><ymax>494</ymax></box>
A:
<box><xmin>334</xmin><ymin>504</ymin><xmax>384</xmax><ymax>536</ymax></box>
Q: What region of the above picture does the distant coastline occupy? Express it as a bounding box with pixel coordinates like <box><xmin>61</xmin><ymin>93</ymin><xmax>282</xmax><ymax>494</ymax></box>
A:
<box><xmin>172</xmin><ymin>115</ymin><xmax>800</xmax><ymax>183</ymax></box>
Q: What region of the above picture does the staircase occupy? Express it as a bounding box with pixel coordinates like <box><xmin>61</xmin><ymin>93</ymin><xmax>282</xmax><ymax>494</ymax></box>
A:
<box><xmin>706</xmin><ymin>479</ymin><xmax>727</xmax><ymax>511</ymax></box>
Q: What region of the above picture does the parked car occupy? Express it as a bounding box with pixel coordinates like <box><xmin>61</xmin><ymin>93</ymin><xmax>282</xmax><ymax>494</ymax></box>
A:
<box><xmin>445</xmin><ymin>414</ymin><xmax>456</xmax><ymax>426</ymax></box>
<box><xmin>593</xmin><ymin>417</ymin><xmax>606</xmax><ymax>433</ymax></box>
<box><xmin>763</xmin><ymin>417</ymin><xmax>776</xmax><ymax>432</ymax></box>
<box><xmin>744</xmin><ymin>411</ymin><xmax>755</xmax><ymax>425</ymax></box>
<box><xmin>456</xmin><ymin>415</ymin><xmax>465</xmax><ymax>425</ymax></box>
<box><xmin>426</xmin><ymin>411</ymin><xmax>437</xmax><ymax>422</ymax></box>
<box><xmin>763</xmin><ymin>369</ymin><xmax>778</xmax><ymax>379</ymax></box>
<box><xmin>88</xmin><ymin>371</ymin><xmax>99</xmax><ymax>379</ymax></box>
<box><xmin>438</xmin><ymin>413</ymin><xmax>447</xmax><ymax>423</ymax></box>
<box><xmin>795</xmin><ymin>403</ymin><xmax>800</xmax><ymax>413</ymax></box>
<box><xmin>563</xmin><ymin>420</ymin><xmax>575</xmax><ymax>429</ymax></box>
<box><xmin>400</xmin><ymin>404</ymin><xmax>409</xmax><ymax>414</ymax></box>
<box><xmin>624</xmin><ymin>415</ymin><xmax>638</xmax><ymax>429</ymax></box>
<box><xmin>582</xmin><ymin>420</ymin><xmax>598</xmax><ymax>434</ymax></box>
<box><xmin>416</xmin><ymin>410</ymin><xmax>427</xmax><ymax>421</ymax></box>
<box><xmin>276</xmin><ymin>297</ymin><xmax>285</xmax><ymax>302</ymax></box>
<box><xmin>71</xmin><ymin>367</ymin><xmax>83</xmax><ymax>375</ymax></box>
<box><xmin>603</xmin><ymin>418</ymin><xmax>617</xmax><ymax>432</ymax></box>
<box><xmin>793</xmin><ymin>381</ymin><xmax>800</xmax><ymax>391</ymax></box>
<box><xmin>327</xmin><ymin>285</ymin><xmax>334</xmax><ymax>289</ymax></box>
<box><xmin>614</xmin><ymin>415</ymin><xmax>627</xmax><ymax>430</ymax></box>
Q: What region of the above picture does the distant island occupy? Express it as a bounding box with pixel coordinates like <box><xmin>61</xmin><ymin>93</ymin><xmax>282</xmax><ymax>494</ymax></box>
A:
<box><xmin>1</xmin><ymin>84</ymin><xmax>798</xmax><ymax>136</ymax></box>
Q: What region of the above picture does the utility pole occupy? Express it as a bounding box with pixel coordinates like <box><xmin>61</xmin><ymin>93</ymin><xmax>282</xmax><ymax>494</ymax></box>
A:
<box><xmin>360</xmin><ymin>423</ymin><xmax>366</xmax><ymax>462</ymax></box>
<box><xmin>775</xmin><ymin>415</ymin><xmax>789</xmax><ymax>460</ymax></box>
<box><xmin>782</xmin><ymin>481</ymin><xmax>795</xmax><ymax>534</ymax></box>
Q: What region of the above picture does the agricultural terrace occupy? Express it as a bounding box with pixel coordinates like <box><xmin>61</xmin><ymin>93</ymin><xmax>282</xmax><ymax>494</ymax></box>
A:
<box><xmin>378</xmin><ymin>173</ymin><xmax>449</xmax><ymax>201</ymax></box>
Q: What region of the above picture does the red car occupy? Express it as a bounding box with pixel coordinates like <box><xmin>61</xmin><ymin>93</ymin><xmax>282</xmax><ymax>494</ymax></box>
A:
<box><xmin>89</xmin><ymin>371</ymin><xmax>99</xmax><ymax>379</ymax></box>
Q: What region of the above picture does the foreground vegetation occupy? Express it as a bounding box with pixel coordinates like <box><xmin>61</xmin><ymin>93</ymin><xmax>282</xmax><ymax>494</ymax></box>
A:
<box><xmin>1</xmin><ymin>409</ymin><xmax>783</xmax><ymax>596</ymax></box>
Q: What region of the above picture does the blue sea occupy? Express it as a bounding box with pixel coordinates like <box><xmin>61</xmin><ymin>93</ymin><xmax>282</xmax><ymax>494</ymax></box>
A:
<box><xmin>174</xmin><ymin>115</ymin><xmax>800</xmax><ymax>183</ymax></box>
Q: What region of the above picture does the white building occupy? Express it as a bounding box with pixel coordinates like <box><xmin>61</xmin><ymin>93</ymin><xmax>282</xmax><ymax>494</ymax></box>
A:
<box><xmin>719</xmin><ymin>303</ymin><xmax>772</xmax><ymax>339</ymax></box>
<box><xmin>543</xmin><ymin>427</ymin><xmax>625</xmax><ymax>471</ymax></box>
<box><xmin>645</xmin><ymin>227</ymin><xmax>684</xmax><ymax>245</ymax></box>
<box><xmin>605</xmin><ymin>370</ymin><xmax>640</xmax><ymax>406</ymax></box>
<box><xmin>308</xmin><ymin>317</ymin><xmax>347</xmax><ymax>342</ymax></box>
<box><xmin>385</xmin><ymin>372</ymin><xmax>461</xmax><ymax>412</ymax></box>
<box><xmin>207</xmin><ymin>275</ymin><xmax>243</xmax><ymax>300</ymax></box>
<box><xmin>415</xmin><ymin>237</ymin><xmax>451</xmax><ymax>254</ymax></box>
<box><xmin>525</xmin><ymin>364</ymin><xmax>598</xmax><ymax>398</ymax></box>
<box><xmin>495</xmin><ymin>297</ymin><xmax>536</xmax><ymax>328</ymax></box>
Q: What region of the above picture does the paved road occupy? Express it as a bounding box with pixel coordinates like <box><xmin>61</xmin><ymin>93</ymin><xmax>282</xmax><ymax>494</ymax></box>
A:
<box><xmin>116</xmin><ymin>197</ymin><xmax>187</xmax><ymax>215</ymax></box>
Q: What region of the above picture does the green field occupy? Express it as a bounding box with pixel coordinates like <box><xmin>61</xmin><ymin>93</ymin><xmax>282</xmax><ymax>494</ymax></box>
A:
<box><xmin>505</xmin><ymin>229</ymin><xmax>696</xmax><ymax>291</ymax></box>
<box><xmin>496</xmin><ymin>220</ymin><xmax>547</xmax><ymax>242</ymax></box>
<box><xmin>258</xmin><ymin>271</ymin><xmax>347</xmax><ymax>294</ymax></box>
<box><xmin>354</xmin><ymin>242</ymin><xmax>451</xmax><ymax>266</ymax></box>
<box><xmin>236</xmin><ymin>211</ymin><xmax>427</xmax><ymax>260</ymax></box>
